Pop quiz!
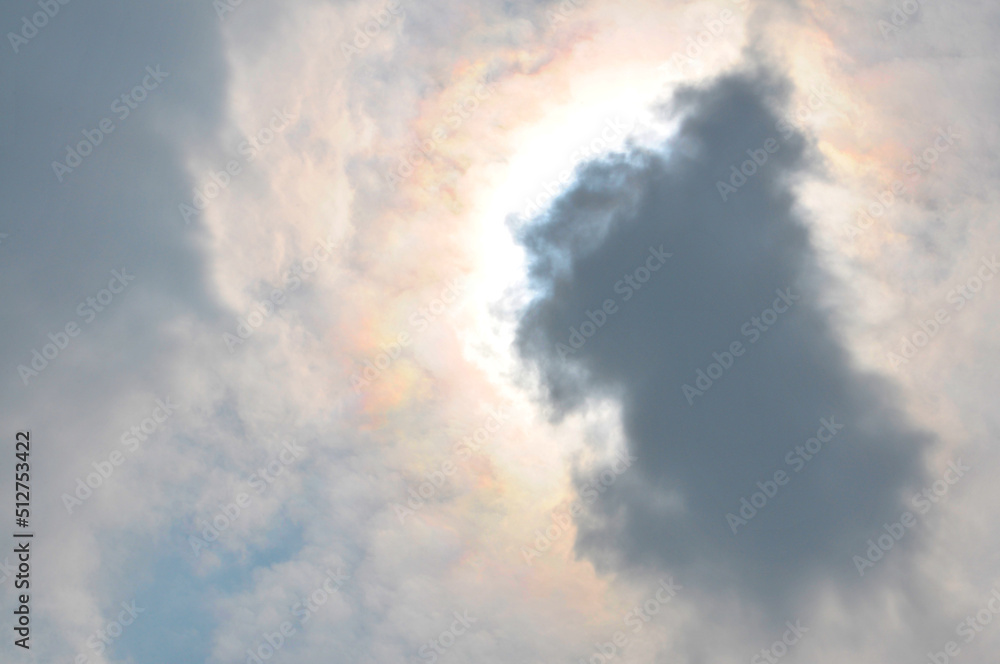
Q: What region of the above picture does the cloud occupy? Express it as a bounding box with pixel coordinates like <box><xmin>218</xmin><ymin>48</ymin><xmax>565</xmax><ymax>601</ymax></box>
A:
<box><xmin>5</xmin><ymin>0</ymin><xmax>997</xmax><ymax>661</ymax></box>
<box><xmin>515</xmin><ymin>64</ymin><xmax>935</xmax><ymax>618</ymax></box>
<box><xmin>0</xmin><ymin>2</ymin><xmax>262</xmax><ymax>660</ymax></box>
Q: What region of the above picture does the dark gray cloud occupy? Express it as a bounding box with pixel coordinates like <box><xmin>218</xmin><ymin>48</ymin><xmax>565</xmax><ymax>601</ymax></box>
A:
<box><xmin>0</xmin><ymin>1</ymin><xmax>232</xmax><ymax>407</ymax></box>
<box><xmin>515</xmin><ymin>66</ymin><xmax>934</xmax><ymax>618</ymax></box>
<box><xmin>0</xmin><ymin>3</ymin><xmax>237</xmax><ymax>659</ymax></box>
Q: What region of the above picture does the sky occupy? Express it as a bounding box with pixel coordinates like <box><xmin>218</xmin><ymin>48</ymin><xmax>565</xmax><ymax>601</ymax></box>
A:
<box><xmin>1</xmin><ymin>0</ymin><xmax>999</xmax><ymax>662</ymax></box>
